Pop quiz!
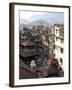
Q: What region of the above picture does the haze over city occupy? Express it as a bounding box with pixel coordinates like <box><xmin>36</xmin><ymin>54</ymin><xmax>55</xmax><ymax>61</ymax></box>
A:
<box><xmin>20</xmin><ymin>11</ymin><xmax>64</xmax><ymax>25</ymax></box>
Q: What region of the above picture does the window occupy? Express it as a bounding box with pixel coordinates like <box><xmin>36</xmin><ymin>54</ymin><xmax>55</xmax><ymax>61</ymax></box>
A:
<box><xmin>56</xmin><ymin>29</ymin><xmax>57</xmax><ymax>33</ymax></box>
<box><xmin>53</xmin><ymin>53</ymin><xmax>56</xmax><ymax>58</ymax></box>
<box><xmin>61</xmin><ymin>39</ymin><xmax>64</xmax><ymax>43</ymax></box>
<box><xmin>60</xmin><ymin>58</ymin><xmax>63</xmax><ymax>64</ymax></box>
<box><xmin>56</xmin><ymin>29</ymin><xmax>58</xmax><ymax>34</ymax></box>
<box><xmin>56</xmin><ymin>37</ymin><xmax>58</xmax><ymax>41</ymax></box>
<box><xmin>53</xmin><ymin>45</ymin><xmax>55</xmax><ymax>49</ymax></box>
<box><xmin>60</xmin><ymin>48</ymin><xmax>63</xmax><ymax>53</ymax></box>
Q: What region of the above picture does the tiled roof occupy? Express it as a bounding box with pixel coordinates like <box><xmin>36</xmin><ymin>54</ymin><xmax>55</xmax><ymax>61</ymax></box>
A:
<box><xmin>20</xmin><ymin>40</ymin><xmax>37</xmax><ymax>46</ymax></box>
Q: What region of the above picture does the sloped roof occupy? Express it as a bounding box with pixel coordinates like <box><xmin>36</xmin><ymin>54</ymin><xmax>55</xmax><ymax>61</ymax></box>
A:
<box><xmin>20</xmin><ymin>40</ymin><xmax>37</xmax><ymax>46</ymax></box>
<box><xmin>20</xmin><ymin>49</ymin><xmax>41</xmax><ymax>57</ymax></box>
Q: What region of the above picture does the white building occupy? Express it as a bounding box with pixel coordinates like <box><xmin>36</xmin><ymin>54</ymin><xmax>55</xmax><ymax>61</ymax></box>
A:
<box><xmin>54</xmin><ymin>25</ymin><xmax>64</xmax><ymax>71</ymax></box>
<box><xmin>42</xmin><ymin>35</ymin><xmax>48</xmax><ymax>47</ymax></box>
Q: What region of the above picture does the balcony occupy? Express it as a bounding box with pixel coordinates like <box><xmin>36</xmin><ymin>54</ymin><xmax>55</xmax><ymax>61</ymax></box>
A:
<box><xmin>55</xmin><ymin>41</ymin><xmax>64</xmax><ymax>48</ymax></box>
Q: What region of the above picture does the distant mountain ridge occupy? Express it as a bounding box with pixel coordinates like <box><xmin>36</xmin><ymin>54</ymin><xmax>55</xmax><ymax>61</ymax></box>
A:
<box><xmin>20</xmin><ymin>19</ymin><xmax>50</xmax><ymax>26</ymax></box>
<box><xmin>29</xmin><ymin>20</ymin><xmax>49</xmax><ymax>26</ymax></box>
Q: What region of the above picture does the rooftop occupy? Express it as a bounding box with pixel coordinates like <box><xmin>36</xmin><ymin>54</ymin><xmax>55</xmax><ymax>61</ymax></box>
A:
<box><xmin>20</xmin><ymin>39</ymin><xmax>37</xmax><ymax>46</ymax></box>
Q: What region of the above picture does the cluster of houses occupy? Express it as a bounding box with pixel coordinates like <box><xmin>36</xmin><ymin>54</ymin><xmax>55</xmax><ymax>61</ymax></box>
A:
<box><xmin>19</xmin><ymin>24</ymin><xmax>64</xmax><ymax>79</ymax></box>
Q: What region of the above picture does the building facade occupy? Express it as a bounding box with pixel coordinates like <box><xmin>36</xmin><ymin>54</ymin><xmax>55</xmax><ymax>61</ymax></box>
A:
<box><xmin>54</xmin><ymin>25</ymin><xmax>64</xmax><ymax>71</ymax></box>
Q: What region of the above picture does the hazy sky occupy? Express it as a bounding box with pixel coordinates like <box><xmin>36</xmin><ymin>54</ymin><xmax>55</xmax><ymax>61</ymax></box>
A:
<box><xmin>20</xmin><ymin>11</ymin><xmax>64</xmax><ymax>24</ymax></box>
